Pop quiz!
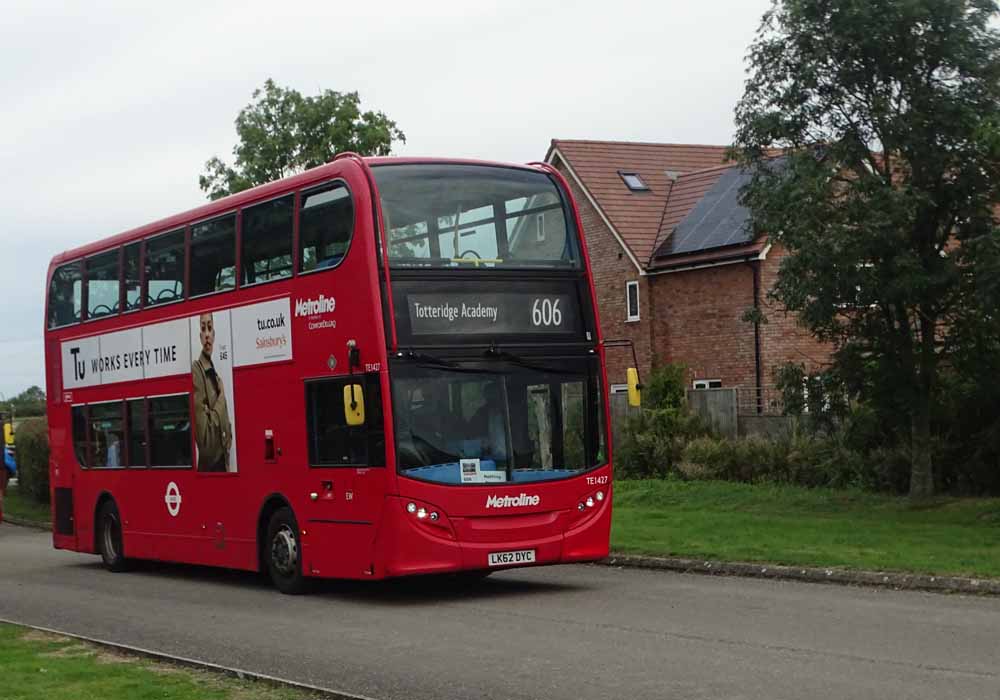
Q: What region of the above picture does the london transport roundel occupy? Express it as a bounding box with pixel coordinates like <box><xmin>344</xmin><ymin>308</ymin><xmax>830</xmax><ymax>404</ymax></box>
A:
<box><xmin>164</xmin><ymin>481</ymin><xmax>182</xmax><ymax>517</ymax></box>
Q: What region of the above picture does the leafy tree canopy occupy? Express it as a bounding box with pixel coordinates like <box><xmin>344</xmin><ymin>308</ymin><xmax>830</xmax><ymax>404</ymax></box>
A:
<box><xmin>200</xmin><ymin>79</ymin><xmax>406</xmax><ymax>200</ymax></box>
<box><xmin>3</xmin><ymin>386</ymin><xmax>46</xmax><ymax>418</ymax></box>
<box><xmin>733</xmin><ymin>0</ymin><xmax>1000</xmax><ymax>496</ymax></box>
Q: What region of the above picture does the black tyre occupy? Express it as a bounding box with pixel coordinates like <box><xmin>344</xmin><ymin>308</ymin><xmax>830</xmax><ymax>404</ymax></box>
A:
<box><xmin>97</xmin><ymin>500</ymin><xmax>130</xmax><ymax>572</ymax></box>
<box><xmin>265</xmin><ymin>507</ymin><xmax>307</xmax><ymax>594</ymax></box>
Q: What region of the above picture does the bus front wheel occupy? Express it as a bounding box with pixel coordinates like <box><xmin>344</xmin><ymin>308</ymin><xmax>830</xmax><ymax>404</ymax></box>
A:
<box><xmin>97</xmin><ymin>500</ymin><xmax>130</xmax><ymax>572</ymax></box>
<box><xmin>265</xmin><ymin>507</ymin><xmax>307</xmax><ymax>594</ymax></box>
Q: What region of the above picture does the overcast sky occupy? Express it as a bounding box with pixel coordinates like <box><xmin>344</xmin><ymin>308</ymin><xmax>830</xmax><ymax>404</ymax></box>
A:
<box><xmin>0</xmin><ymin>0</ymin><xmax>771</xmax><ymax>398</ymax></box>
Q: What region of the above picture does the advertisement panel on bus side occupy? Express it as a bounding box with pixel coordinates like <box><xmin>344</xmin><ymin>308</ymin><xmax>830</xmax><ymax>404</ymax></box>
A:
<box><xmin>59</xmin><ymin>297</ymin><xmax>293</xmax><ymax>472</ymax></box>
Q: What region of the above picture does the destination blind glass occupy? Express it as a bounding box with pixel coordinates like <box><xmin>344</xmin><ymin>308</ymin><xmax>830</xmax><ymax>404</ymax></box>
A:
<box><xmin>392</xmin><ymin>280</ymin><xmax>590</xmax><ymax>343</ymax></box>
<box><xmin>408</xmin><ymin>292</ymin><xmax>577</xmax><ymax>336</ymax></box>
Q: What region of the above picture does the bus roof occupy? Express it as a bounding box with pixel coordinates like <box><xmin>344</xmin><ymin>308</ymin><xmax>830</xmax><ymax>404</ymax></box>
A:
<box><xmin>49</xmin><ymin>156</ymin><xmax>548</xmax><ymax>267</ymax></box>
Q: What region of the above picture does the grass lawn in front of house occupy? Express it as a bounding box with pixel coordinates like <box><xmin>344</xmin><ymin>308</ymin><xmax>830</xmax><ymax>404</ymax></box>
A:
<box><xmin>612</xmin><ymin>479</ymin><xmax>1000</xmax><ymax>579</ymax></box>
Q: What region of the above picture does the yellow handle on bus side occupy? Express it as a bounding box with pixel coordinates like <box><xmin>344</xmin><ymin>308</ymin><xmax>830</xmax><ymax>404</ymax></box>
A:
<box><xmin>343</xmin><ymin>384</ymin><xmax>366</xmax><ymax>426</ymax></box>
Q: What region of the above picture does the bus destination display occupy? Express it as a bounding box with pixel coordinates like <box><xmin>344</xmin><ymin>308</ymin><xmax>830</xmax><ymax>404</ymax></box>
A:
<box><xmin>406</xmin><ymin>292</ymin><xmax>579</xmax><ymax>336</ymax></box>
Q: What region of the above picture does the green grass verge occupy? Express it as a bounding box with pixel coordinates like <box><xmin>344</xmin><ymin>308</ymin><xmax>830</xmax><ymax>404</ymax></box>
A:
<box><xmin>612</xmin><ymin>479</ymin><xmax>1000</xmax><ymax>578</ymax></box>
<box><xmin>4</xmin><ymin>481</ymin><xmax>50</xmax><ymax>524</ymax></box>
<box><xmin>0</xmin><ymin>623</ymin><xmax>319</xmax><ymax>700</ymax></box>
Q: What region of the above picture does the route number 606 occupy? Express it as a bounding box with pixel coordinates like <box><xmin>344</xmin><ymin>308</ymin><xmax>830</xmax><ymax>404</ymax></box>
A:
<box><xmin>531</xmin><ymin>298</ymin><xmax>562</xmax><ymax>327</ymax></box>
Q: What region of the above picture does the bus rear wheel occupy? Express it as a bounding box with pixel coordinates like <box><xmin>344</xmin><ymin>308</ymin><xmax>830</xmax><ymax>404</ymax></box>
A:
<box><xmin>97</xmin><ymin>500</ymin><xmax>130</xmax><ymax>572</ymax></box>
<box><xmin>265</xmin><ymin>507</ymin><xmax>307</xmax><ymax>594</ymax></box>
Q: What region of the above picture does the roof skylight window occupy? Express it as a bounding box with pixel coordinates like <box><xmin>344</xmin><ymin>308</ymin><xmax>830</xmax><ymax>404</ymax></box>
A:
<box><xmin>619</xmin><ymin>171</ymin><xmax>649</xmax><ymax>192</ymax></box>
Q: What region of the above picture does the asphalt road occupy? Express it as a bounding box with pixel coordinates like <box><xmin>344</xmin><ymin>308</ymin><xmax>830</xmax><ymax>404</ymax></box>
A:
<box><xmin>1</xmin><ymin>525</ymin><xmax>998</xmax><ymax>700</ymax></box>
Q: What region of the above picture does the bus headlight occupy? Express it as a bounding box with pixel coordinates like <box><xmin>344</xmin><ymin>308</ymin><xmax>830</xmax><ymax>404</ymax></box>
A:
<box><xmin>400</xmin><ymin>498</ymin><xmax>455</xmax><ymax>540</ymax></box>
<box><xmin>574</xmin><ymin>487</ymin><xmax>609</xmax><ymax>522</ymax></box>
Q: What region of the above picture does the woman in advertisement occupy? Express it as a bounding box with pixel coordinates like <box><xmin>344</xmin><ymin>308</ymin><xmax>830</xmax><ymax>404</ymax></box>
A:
<box><xmin>192</xmin><ymin>312</ymin><xmax>232</xmax><ymax>471</ymax></box>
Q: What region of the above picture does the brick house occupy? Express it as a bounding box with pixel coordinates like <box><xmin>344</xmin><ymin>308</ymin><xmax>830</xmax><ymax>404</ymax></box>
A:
<box><xmin>545</xmin><ymin>139</ymin><xmax>829</xmax><ymax>409</ymax></box>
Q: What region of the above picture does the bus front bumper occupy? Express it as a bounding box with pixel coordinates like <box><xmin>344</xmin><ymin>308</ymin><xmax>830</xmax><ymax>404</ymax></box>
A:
<box><xmin>375</xmin><ymin>494</ymin><xmax>611</xmax><ymax>578</ymax></box>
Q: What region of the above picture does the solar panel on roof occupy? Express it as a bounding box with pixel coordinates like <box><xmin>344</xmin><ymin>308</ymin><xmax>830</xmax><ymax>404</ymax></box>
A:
<box><xmin>655</xmin><ymin>167</ymin><xmax>754</xmax><ymax>258</ymax></box>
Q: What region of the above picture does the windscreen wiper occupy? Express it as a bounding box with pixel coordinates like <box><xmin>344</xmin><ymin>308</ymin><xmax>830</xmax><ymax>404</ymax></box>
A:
<box><xmin>401</xmin><ymin>351</ymin><xmax>498</xmax><ymax>375</ymax></box>
<box><xmin>483</xmin><ymin>347</ymin><xmax>582</xmax><ymax>375</ymax></box>
<box><xmin>401</xmin><ymin>350</ymin><xmax>458</xmax><ymax>368</ymax></box>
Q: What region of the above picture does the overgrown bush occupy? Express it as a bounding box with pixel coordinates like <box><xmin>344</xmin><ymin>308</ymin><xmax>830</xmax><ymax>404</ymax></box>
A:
<box><xmin>677</xmin><ymin>422</ymin><xmax>909</xmax><ymax>491</ymax></box>
<box><xmin>616</xmin><ymin>408</ymin><xmax>710</xmax><ymax>479</ymax></box>
<box><xmin>15</xmin><ymin>417</ymin><xmax>49</xmax><ymax>504</ymax></box>
<box><xmin>642</xmin><ymin>362</ymin><xmax>687</xmax><ymax>410</ymax></box>
<box><xmin>615</xmin><ymin>363</ymin><xmax>712</xmax><ymax>479</ymax></box>
<box><xmin>775</xmin><ymin>350</ymin><xmax>1000</xmax><ymax>496</ymax></box>
<box><xmin>680</xmin><ymin>435</ymin><xmax>783</xmax><ymax>483</ymax></box>
<box><xmin>618</xmin><ymin>358</ymin><xmax>1000</xmax><ymax>494</ymax></box>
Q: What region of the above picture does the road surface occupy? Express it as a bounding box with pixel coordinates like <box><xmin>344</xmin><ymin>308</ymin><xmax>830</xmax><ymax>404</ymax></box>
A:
<box><xmin>1</xmin><ymin>525</ymin><xmax>998</xmax><ymax>699</ymax></box>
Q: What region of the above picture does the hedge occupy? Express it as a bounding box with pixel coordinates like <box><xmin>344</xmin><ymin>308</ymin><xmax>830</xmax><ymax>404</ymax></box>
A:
<box><xmin>15</xmin><ymin>417</ymin><xmax>49</xmax><ymax>504</ymax></box>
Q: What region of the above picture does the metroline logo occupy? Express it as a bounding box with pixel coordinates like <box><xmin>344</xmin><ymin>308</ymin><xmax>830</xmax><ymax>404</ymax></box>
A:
<box><xmin>294</xmin><ymin>294</ymin><xmax>336</xmax><ymax>317</ymax></box>
<box><xmin>485</xmin><ymin>493</ymin><xmax>541</xmax><ymax>509</ymax></box>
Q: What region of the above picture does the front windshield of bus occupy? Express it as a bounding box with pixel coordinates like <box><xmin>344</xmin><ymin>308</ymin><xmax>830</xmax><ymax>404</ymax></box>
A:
<box><xmin>372</xmin><ymin>164</ymin><xmax>580</xmax><ymax>269</ymax></box>
<box><xmin>392</xmin><ymin>357</ymin><xmax>605</xmax><ymax>485</ymax></box>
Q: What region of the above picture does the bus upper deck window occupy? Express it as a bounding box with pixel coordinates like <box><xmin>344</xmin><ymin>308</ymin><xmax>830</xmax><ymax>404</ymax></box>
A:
<box><xmin>48</xmin><ymin>261</ymin><xmax>82</xmax><ymax>328</ymax></box>
<box><xmin>123</xmin><ymin>242</ymin><xmax>141</xmax><ymax>311</ymax></box>
<box><xmin>373</xmin><ymin>164</ymin><xmax>579</xmax><ymax>269</ymax></box>
<box><xmin>242</xmin><ymin>195</ymin><xmax>294</xmax><ymax>285</ymax></box>
<box><xmin>86</xmin><ymin>249</ymin><xmax>120</xmax><ymax>320</ymax></box>
<box><xmin>299</xmin><ymin>182</ymin><xmax>353</xmax><ymax>273</ymax></box>
<box><xmin>190</xmin><ymin>214</ymin><xmax>236</xmax><ymax>296</ymax></box>
<box><xmin>145</xmin><ymin>229</ymin><xmax>185</xmax><ymax>307</ymax></box>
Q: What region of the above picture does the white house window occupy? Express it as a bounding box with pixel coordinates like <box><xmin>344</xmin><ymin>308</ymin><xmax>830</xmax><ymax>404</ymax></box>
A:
<box><xmin>626</xmin><ymin>281</ymin><xmax>640</xmax><ymax>322</ymax></box>
<box><xmin>835</xmin><ymin>261</ymin><xmax>877</xmax><ymax>309</ymax></box>
<box><xmin>693</xmin><ymin>379</ymin><xmax>722</xmax><ymax>389</ymax></box>
<box><xmin>619</xmin><ymin>172</ymin><xmax>649</xmax><ymax>192</ymax></box>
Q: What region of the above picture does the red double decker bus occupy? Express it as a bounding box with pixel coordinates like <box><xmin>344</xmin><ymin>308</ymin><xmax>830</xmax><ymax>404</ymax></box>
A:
<box><xmin>44</xmin><ymin>155</ymin><xmax>634</xmax><ymax>592</ymax></box>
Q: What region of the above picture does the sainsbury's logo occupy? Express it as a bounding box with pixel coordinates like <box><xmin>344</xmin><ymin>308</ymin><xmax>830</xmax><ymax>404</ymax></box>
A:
<box><xmin>295</xmin><ymin>294</ymin><xmax>336</xmax><ymax>317</ymax></box>
<box><xmin>485</xmin><ymin>493</ymin><xmax>541</xmax><ymax>509</ymax></box>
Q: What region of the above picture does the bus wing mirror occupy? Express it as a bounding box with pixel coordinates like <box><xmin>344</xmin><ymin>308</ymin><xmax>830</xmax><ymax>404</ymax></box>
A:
<box><xmin>343</xmin><ymin>384</ymin><xmax>365</xmax><ymax>426</ymax></box>
<box><xmin>627</xmin><ymin>368</ymin><xmax>642</xmax><ymax>407</ymax></box>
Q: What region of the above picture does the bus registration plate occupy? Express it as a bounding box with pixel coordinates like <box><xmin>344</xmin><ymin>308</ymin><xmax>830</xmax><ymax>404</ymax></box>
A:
<box><xmin>488</xmin><ymin>549</ymin><xmax>536</xmax><ymax>567</ymax></box>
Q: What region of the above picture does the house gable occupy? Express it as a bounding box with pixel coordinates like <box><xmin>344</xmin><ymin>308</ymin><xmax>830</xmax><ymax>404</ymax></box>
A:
<box><xmin>548</xmin><ymin>147</ymin><xmax>644</xmax><ymax>273</ymax></box>
<box><xmin>545</xmin><ymin>140</ymin><xmax>729</xmax><ymax>271</ymax></box>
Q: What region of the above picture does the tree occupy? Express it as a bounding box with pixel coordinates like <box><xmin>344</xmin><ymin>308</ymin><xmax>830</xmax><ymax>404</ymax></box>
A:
<box><xmin>733</xmin><ymin>0</ymin><xmax>1000</xmax><ymax>497</ymax></box>
<box><xmin>4</xmin><ymin>386</ymin><xmax>46</xmax><ymax>418</ymax></box>
<box><xmin>200</xmin><ymin>79</ymin><xmax>406</xmax><ymax>200</ymax></box>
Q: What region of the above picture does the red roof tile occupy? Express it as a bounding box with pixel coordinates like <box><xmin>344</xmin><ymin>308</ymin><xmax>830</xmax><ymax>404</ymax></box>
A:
<box><xmin>547</xmin><ymin>140</ymin><xmax>729</xmax><ymax>265</ymax></box>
